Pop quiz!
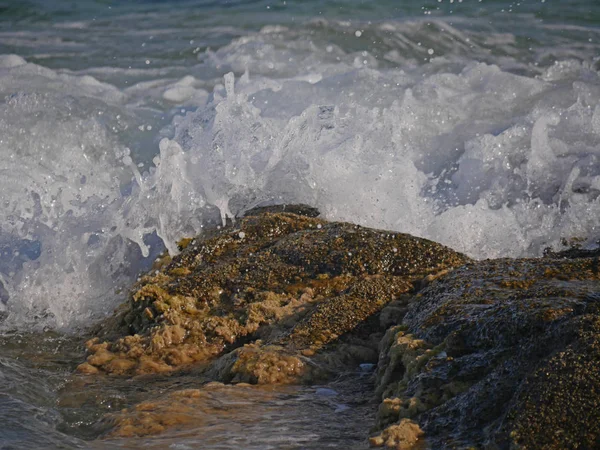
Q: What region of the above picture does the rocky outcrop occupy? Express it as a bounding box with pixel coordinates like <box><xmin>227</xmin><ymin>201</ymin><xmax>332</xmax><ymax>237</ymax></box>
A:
<box><xmin>77</xmin><ymin>206</ymin><xmax>600</xmax><ymax>449</ymax></box>
<box><xmin>78</xmin><ymin>206</ymin><xmax>468</xmax><ymax>381</ymax></box>
<box><xmin>373</xmin><ymin>254</ymin><xmax>600</xmax><ymax>449</ymax></box>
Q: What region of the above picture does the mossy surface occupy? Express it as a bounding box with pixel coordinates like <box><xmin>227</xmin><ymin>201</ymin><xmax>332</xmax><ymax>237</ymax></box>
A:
<box><xmin>79</xmin><ymin>207</ymin><xmax>468</xmax><ymax>379</ymax></box>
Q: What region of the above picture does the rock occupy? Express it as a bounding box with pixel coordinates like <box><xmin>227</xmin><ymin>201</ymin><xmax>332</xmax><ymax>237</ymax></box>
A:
<box><xmin>76</xmin><ymin>206</ymin><xmax>600</xmax><ymax>448</ymax></box>
<box><xmin>373</xmin><ymin>256</ymin><xmax>600</xmax><ymax>449</ymax></box>
<box><xmin>79</xmin><ymin>208</ymin><xmax>468</xmax><ymax>379</ymax></box>
<box><xmin>369</xmin><ymin>419</ymin><xmax>425</xmax><ymax>449</ymax></box>
<box><xmin>241</xmin><ymin>203</ymin><xmax>321</xmax><ymax>218</ymax></box>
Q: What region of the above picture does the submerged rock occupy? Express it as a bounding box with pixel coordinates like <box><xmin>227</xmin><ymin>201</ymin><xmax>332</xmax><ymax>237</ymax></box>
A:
<box><xmin>107</xmin><ymin>383</ymin><xmax>283</xmax><ymax>438</ymax></box>
<box><xmin>78</xmin><ymin>207</ymin><xmax>468</xmax><ymax>380</ymax></box>
<box><xmin>103</xmin><ymin>374</ymin><xmax>378</xmax><ymax>444</ymax></box>
<box><xmin>373</xmin><ymin>255</ymin><xmax>600</xmax><ymax>449</ymax></box>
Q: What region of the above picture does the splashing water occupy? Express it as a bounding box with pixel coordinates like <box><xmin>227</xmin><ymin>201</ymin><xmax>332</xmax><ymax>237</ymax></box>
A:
<box><xmin>1</xmin><ymin>5</ymin><xmax>600</xmax><ymax>333</ymax></box>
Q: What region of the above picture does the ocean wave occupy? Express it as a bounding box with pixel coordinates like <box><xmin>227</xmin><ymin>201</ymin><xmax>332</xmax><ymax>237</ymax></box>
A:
<box><xmin>1</xmin><ymin>10</ymin><xmax>600</xmax><ymax>331</ymax></box>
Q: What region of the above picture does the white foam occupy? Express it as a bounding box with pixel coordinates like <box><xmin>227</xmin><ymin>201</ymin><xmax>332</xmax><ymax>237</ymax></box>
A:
<box><xmin>0</xmin><ymin>59</ymin><xmax>154</xmax><ymax>330</ymax></box>
<box><xmin>158</xmin><ymin>62</ymin><xmax>600</xmax><ymax>260</ymax></box>
<box><xmin>126</xmin><ymin>75</ymin><xmax>209</xmax><ymax>108</ymax></box>
<box><xmin>0</xmin><ymin>55</ymin><xmax>26</xmax><ymax>68</ymax></box>
<box><xmin>1</xmin><ymin>40</ymin><xmax>600</xmax><ymax>331</ymax></box>
<box><xmin>0</xmin><ymin>56</ymin><xmax>124</xmax><ymax>103</ymax></box>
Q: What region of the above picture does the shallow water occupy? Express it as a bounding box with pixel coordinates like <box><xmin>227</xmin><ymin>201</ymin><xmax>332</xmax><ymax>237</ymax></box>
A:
<box><xmin>0</xmin><ymin>331</ymin><xmax>376</xmax><ymax>449</ymax></box>
<box><xmin>1</xmin><ymin>0</ymin><xmax>600</xmax><ymax>447</ymax></box>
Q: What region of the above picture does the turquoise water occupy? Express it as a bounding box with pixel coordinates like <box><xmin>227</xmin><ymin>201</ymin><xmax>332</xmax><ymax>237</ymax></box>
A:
<box><xmin>0</xmin><ymin>0</ymin><xmax>600</xmax><ymax>448</ymax></box>
<box><xmin>2</xmin><ymin>0</ymin><xmax>599</xmax><ymax>76</ymax></box>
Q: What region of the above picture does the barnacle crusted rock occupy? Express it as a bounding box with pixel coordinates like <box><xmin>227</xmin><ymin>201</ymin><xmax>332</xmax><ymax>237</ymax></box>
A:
<box><xmin>76</xmin><ymin>206</ymin><xmax>600</xmax><ymax>448</ymax></box>
<box><xmin>78</xmin><ymin>206</ymin><xmax>469</xmax><ymax>380</ymax></box>
<box><xmin>372</xmin><ymin>253</ymin><xmax>600</xmax><ymax>449</ymax></box>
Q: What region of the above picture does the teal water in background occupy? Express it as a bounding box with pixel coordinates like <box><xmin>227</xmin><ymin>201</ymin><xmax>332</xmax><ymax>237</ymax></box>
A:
<box><xmin>2</xmin><ymin>0</ymin><xmax>599</xmax><ymax>77</ymax></box>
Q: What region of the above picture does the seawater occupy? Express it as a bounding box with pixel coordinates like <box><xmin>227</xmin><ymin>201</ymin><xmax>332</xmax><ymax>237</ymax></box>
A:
<box><xmin>0</xmin><ymin>0</ymin><xmax>599</xmax><ymax>447</ymax></box>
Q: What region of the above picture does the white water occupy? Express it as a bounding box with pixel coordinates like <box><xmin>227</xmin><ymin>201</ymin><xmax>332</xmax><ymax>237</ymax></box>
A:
<box><xmin>1</xmin><ymin>19</ymin><xmax>600</xmax><ymax>331</ymax></box>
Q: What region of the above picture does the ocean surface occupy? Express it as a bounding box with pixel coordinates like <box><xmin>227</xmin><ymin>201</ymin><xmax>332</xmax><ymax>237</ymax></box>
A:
<box><xmin>0</xmin><ymin>0</ymin><xmax>599</xmax><ymax>447</ymax></box>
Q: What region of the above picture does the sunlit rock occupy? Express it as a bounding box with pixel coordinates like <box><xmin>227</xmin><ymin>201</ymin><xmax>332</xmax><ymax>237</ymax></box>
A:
<box><xmin>79</xmin><ymin>206</ymin><xmax>468</xmax><ymax>379</ymax></box>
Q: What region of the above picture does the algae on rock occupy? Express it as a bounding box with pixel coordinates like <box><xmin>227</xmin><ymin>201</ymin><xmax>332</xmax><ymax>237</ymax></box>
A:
<box><xmin>372</xmin><ymin>255</ymin><xmax>600</xmax><ymax>449</ymax></box>
<box><xmin>75</xmin><ymin>206</ymin><xmax>600</xmax><ymax>449</ymax></box>
<box><xmin>78</xmin><ymin>207</ymin><xmax>469</xmax><ymax>381</ymax></box>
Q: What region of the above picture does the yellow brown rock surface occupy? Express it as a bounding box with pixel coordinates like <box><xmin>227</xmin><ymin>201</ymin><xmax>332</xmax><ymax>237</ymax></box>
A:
<box><xmin>75</xmin><ymin>205</ymin><xmax>600</xmax><ymax>449</ymax></box>
<box><xmin>106</xmin><ymin>382</ymin><xmax>283</xmax><ymax>438</ymax></box>
<box><xmin>79</xmin><ymin>207</ymin><xmax>469</xmax><ymax>380</ymax></box>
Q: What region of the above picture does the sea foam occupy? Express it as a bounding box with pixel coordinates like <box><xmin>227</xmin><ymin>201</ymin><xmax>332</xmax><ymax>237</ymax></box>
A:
<box><xmin>1</xmin><ymin>43</ymin><xmax>600</xmax><ymax>331</ymax></box>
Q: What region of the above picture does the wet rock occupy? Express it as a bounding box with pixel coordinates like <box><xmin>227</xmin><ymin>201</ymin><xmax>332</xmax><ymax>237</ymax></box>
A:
<box><xmin>242</xmin><ymin>203</ymin><xmax>321</xmax><ymax>218</ymax></box>
<box><xmin>369</xmin><ymin>419</ymin><xmax>424</xmax><ymax>449</ymax></box>
<box><xmin>373</xmin><ymin>256</ymin><xmax>600</xmax><ymax>449</ymax></box>
<box><xmin>75</xmin><ymin>207</ymin><xmax>600</xmax><ymax>448</ymax></box>
<box><xmin>78</xmin><ymin>209</ymin><xmax>468</xmax><ymax>379</ymax></box>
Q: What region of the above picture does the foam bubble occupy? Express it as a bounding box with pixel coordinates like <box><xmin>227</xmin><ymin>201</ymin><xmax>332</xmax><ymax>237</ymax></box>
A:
<box><xmin>0</xmin><ymin>54</ymin><xmax>27</xmax><ymax>68</ymax></box>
